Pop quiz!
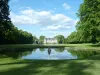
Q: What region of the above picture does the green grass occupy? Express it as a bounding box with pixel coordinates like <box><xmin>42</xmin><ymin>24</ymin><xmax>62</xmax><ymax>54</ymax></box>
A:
<box><xmin>0</xmin><ymin>44</ymin><xmax>100</xmax><ymax>50</ymax></box>
<box><xmin>0</xmin><ymin>56</ymin><xmax>100</xmax><ymax>75</ymax></box>
<box><xmin>0</xmin><ymin>44</ymin><xmax>66</xmax><ymax>49</ymax></box>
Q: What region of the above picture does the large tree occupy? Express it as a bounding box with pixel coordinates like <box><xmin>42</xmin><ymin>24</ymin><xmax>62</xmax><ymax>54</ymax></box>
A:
<box><xmin>0</xmin><ymin>0</ymin><xmax>10</xmax><ymax>21</ymax></box>
<box><xmin>76</xmin><ymin>0</ymin><xmax>100</xmax><ymax>43</ymax></box>
<box><xmin>65</xmin><ymin>31</ymin><xmax>91</xmax><ymax>44</ymax></box>
<box><xmin>39</xmin><ymin>35</ymin><xmax>45</xmax><ymax>44</ymax></box>
<box><xmin>0</xmin><ymin>0</ymin><xmax>12</xmax><ymax>44</ymax></box>
<box><xmin>55</xmin><ymin>35</ymin><xmax>65</xmax><ymax>44</ymax></box>
<box><xmin>33</xmin><ymin>36</ymin><xmax>38</xmax><ymax>44</ymax></box>
<box><xmin>65</xmin><ymin>32</ymin><xmax>79</xmax><ymax>44</ymax></box>
<box><xmin>0</xmin><ymin>0</ymin><xmax>34</xmax><ymax>44</ymax></box>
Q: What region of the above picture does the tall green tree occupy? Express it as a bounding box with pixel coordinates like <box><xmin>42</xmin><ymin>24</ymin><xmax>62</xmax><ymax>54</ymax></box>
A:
<box><xmin>39</xmin><ymin>35</ymin><xmax>45</xmax><ymax>44</ymax></box>
<box><xmin>76</xmin><ymin>0</ymin><xmax>100</xmax><ymax>43</ymax></box>
<box><xmin>65</xmin><ymin>31</ymin><xmax>91</xmax><ymax>44</ymax></box>
<box><xmin>0</xmin><ymin>0</ymin><xmax>13</xmax><ymax>44</ymax></box>
<box><xmin>0</xmin><ymin>0</ymin><xmax>34</xmax><ymax>44</ymax></box>
<box><xmin>65</xmin><ymin>32</ymin><xmax>79</xmax><ymax>44</ymax></box>
<box><xmin>0</xmin><ymin>0</ymin><xmax>10</xmax><ymax>21</ymax></box>
<box><xmin>55</xmin><ymin>35</ymin><xmax>65</xmax><ymax>44</ymax></box>
<box><xmin>33</xmin><ymin>36</ymin><xmax>38</xmax><ymax>44</ymax></box>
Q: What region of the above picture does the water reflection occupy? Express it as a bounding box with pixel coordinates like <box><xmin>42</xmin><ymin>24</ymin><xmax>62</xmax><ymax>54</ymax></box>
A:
<box><xmin>0</xmin><ymin>47</ymin><xmax>100</xmax><ymax>60</ymax></box>
<box><xmin>39</xmin><ymin>48</ymin><xmax>45</xmax><ymax>52</ymax></box>
<box><xmin>55</xmin><ymin>48</ymin><xmax>65</xmax><ymax>52</ymax></box>
<box><xmin>67</xmin><ymin>48</ymin><xmax>100</xmax><ymax>59</ymax></box>
<box><xmin>0</xmin><ymin>48</ymin><xmax>34</xmax><ymax>59</ymax></box>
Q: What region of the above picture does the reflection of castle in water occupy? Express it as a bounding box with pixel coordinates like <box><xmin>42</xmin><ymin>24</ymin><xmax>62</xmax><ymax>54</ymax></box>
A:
<box><xmin>48</xmin><ymin>48</ymin><xmax>51</xmax><ymax>55</ymax></box>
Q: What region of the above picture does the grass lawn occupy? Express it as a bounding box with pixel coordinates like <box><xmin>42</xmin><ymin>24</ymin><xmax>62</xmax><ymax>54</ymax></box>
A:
<box><xmin>0</xmin><ymin>43</ymin><xmax>100</xmax><ymax>48</ymax></box>
<box><xmin>0</xmin><ymin>55</ymin><xmax>100</xmax><ymax>75</ymax></box>
<box><xmin>0</xmin><ymin>43</ymin><xmax>100</xmax><ymax>50</ymax></box>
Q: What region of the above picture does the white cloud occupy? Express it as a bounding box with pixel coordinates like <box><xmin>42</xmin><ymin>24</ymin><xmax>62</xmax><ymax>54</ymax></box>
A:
<box><xmin>62</xmin><ymin>3</ymin><xmax>71</xmax><ymax>10</ymax></box>
<box><xmin>42</xmin><ymin>25</ymin><xmax>70</xmax><ymax>31</ymax></box>
<box><xmin>43</xmin><ymin>31</ymin><xmax>71</xmax><ymax>38</ymax></box>
<box><xmin>10</xmin><ymin>8</ymin><xmax>77</xmax><ymax>31</ymax></box>
<box><xmin>41</xmin><ymin>20</ymin><xmax>77</xmax><ymax>31</ymax></box>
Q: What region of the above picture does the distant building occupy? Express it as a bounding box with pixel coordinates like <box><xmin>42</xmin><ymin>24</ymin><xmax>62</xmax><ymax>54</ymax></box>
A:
<box><xmin>44</xmin><ymin>38</ymin><xmax>57</xmax><ymax>44</ymax></box>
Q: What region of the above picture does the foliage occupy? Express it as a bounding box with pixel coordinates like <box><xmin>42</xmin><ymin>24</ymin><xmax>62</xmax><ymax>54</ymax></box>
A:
<box><xmin>0</xmin><ymin>0</ymin><xmax>10</xmax><ymax>21</ymax></box>
<box><xmin>0</xmin><ymin>0</ymin><xmax>34</xmax><ymax>44</ymax></box>
<box><xmin>55</xmin><ymin>35</ymin><xmax>65</xmax><ymax>44</ymax></box>
<box><xmin>65</xmin><ymin>31</ymin><xmax>91</xmax><ymax>44</ymax></box>
<box><xmin>33</xmin><ymin>36</ymin><xmax>39</xmax><ymax>44</ymax></box>
<box><xmin>65</xmin><ymin>32</ymin><xmax>79</xmax><ymax>44</ymax></box>
<box><xmin>39</xmin><ymin>35</ymin><xmax>45</xmax><ymax>44</ymax></box>
<box><xmin>66</xmin><ymin>0</ymin><xmax>100</xmax><ymax>44</ymax></box>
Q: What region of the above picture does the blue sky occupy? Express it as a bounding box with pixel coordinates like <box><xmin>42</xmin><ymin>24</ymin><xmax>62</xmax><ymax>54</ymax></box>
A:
<box><xmin>9</xmin><ymin>0</ymin><xmax>83</xmax><ymax>38</ymax></box>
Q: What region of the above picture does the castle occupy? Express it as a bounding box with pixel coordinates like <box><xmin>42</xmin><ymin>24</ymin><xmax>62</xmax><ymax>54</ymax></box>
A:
<box><xmin>44</xmin><ymin>38</ymin><xmax>57</xmax><ymax>44</ymax></box>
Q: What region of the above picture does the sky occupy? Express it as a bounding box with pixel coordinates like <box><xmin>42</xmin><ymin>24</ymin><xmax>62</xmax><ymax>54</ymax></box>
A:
<box><xmin>9</xmin><ymin>0</ymin><xmax>83</xmax><ymax>38</ymax></box>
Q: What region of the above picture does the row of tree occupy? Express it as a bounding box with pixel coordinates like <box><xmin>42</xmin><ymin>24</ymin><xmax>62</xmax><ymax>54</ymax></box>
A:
<box><xmin>65</xmin><ymin>0</ymin><xmax>100</xmax><ymax>44</ymax></box>
<box><xmin>0</xmin><ymin>0</ymin><xmax>38</xmax><ymax>44</ymax></box>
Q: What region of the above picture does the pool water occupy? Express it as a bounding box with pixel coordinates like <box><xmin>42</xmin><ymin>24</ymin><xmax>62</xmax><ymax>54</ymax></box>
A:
<box><xmin>0</xmin><ymin>47</ymin><xmax>100</xmax><ymax>60</ymax></box>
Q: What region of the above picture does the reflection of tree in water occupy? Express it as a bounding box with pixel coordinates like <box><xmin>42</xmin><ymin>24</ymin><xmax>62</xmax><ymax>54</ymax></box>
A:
<box><xmin>67</xmin><ymin>48</ymin><xmax>100</xmax><ymax>59</ymax></box>
<box><xmin>39</xmin><ymin>48</ymin><xmax>45</xmax><ymax>52</ymax></box>
<box><xmin>32</xmin><ymin>48</ymin><xmax>37</xmax><ymax>52</ymax></box>
<box><xmin>0</xmin><ymin>48</ymin><xmax>35</xmax><ymax>59</ymax></box>
<box><xmin>54</xmin><ymin>48</ymin><xmax>65</xmax><ymax>52</ymax></box>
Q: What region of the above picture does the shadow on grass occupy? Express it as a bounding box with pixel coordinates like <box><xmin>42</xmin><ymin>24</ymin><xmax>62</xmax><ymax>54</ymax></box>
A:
<box><xmin>0</xmin><ymin>60</ymin><xmax>93</xmax><ymax>75</ymax></box>
<box><xmin>86</xmin><ymin>55</ymin><xmax>100</xmax><ymax>60</ymax></box>
<box><xmin>66</xmin><ymin>61</ymin><xmax>93</xmax><ymax>75</ymax></box>
<box><xmin>87</xmin><ymin>44</ymin><xmax>100</xmax><ymax>47</ymax></box>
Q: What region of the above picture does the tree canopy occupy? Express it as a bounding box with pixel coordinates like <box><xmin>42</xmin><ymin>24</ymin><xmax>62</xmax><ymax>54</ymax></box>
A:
<box><xmin>0</xmin><ymin>0</ymin><xmax>34</xmax><ymax>44</ymax></box>
<box><xmin>39</xmin><ymin>35</ymin><xmax>45</xmax><ymax>44</ymax></box>
<box><xmin>66</xmin><ymin>0</ymin><xmax>100</xmax><ymax>44</ymax></box>
<box><xmin>55</xmin><ymin>35</ymin><xmax>65</xmax><ymax>44</ymax></box>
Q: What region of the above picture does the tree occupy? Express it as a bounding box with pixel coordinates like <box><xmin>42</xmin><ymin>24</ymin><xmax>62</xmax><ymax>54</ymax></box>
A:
<box><xmin>76</xmin><ymin>0</ymin><xmax>100</xmax><ymax>43</ymax></box>
<box><xmin>65</xmin><ymin>32</ymin><xmax>79</xmax><ymax>44</ymax></box>
<box><xmin>66</xmin><ymin>0</ymin><xmax>100</xmax><ymax>44</ymax></box>
<box><xmin>33</xmin><ymin>36</ymin><xmax>38</xmax><ymax>44</ymax></box>
<box><xmin>0</xmin><ymin>0</ymin><xmax>34</xmax><ymax>44</ymax></box>
<box><xmin>55</xmin><ymin>35</ymin><xmax>65</xmax><ymax>44</ymax></box>
<box><xmin>0</xmin><ymin>0</ymin><xmax>13</xmax><ymax>44</ymax></box>
<box><xmin>0</xmin><ymin>0</ymin><xmax>10</xmax><ymax>21</ymax></box>
<box><xmin>39</xmin><ymin>35</ymin><xmax>45</xmax><ymax>44</ymax></box>
<box><xmin>65</xmin><ymin>31</ymin><xmax>91</xmax><ymax>44</ymax></box>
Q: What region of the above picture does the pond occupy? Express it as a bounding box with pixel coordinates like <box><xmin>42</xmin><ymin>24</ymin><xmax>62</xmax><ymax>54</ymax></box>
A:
<box><xmin>0</xmin><ymin>47</ymin><xmax>100</xmax><ymax>60</ymax></box>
